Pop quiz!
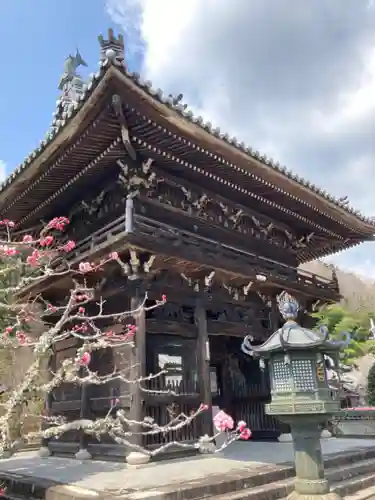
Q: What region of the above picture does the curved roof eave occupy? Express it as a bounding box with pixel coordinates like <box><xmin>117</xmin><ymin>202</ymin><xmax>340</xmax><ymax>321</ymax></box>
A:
<box><xmin>0</xmin><ymin>66</ymin><xmax>114</xmax><ymax>212</ymax></box>
<box><xmin>108</xmin><ymin>67</ymin><xmax>375</xmax><ymax>236</ymax></box>
<box><xmin>0</xmin><ymin>59</ymin><xmax>374</xmax><ymax>237</ymax></box>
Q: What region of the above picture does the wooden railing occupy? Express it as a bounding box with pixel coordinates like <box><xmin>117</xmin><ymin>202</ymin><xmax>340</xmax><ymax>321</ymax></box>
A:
<box><xmin>297</xmin><ymin>268</ymin><xmax>334</xmax><ymax>291</ymax></box>
<box><xmin>64</xmin><ymin>213</ymin><xmax>338</xmax><ymax>296</ymax></box>
<box><xmin>68</xmin><ymin>215</ymin><xmax>127</xmax><ymax>261</ymax></box>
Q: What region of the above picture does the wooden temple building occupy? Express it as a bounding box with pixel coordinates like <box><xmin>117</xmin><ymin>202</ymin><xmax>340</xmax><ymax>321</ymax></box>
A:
<box><xmin>1</xmin><ymin>30</ymin><xmax>375</xmax><ymax>461</ymax></box>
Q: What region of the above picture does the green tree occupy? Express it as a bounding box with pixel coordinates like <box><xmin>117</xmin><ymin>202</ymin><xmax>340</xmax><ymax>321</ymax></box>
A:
<box><xmin>367</xmin><ymin>364</ymin><xmax>375</xmax><ymax>406</ymax></box>
<box><xmin>312</xmin><ymin>304</ymin><xmax>375</xmax><ymax>366</ymax></box>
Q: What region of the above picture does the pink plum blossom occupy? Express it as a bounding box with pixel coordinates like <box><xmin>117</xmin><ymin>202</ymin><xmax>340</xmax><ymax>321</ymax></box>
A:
<box><xmin>0</xmin><ymin>214</ymin><xmax>243</xmax><ymax>457</ymax></box>
<box><xmin>213</xmin><ymin>410</ymin><xmax>234</xmax><ymax>432</ymax></box>
<box><xmin>79</xmin><ymin>262</ymin><xmax>93</xmax><ymax>273</ymax></box>
<box><xmin>237</xmin><ymin>420</ymin><xmax>247</xmax><ymax>432</ymax></box>
<box><xmin>16</xmin><ymin>332</ymin><xmax>27</xmax><ymax>345</ymax></box>
<box><xmin>40</xmin><ymin>235</ymin><xmax>54</xmax><ymax>247</ymax></box>
<box><xmin>79</xmin><ymin>352</ymin><xmax>91</xmax><ymax>366</ymax></box>
<box><xmin>0</xmin><ymin>219</ymin><xmax>15</xmax><ymax>228</ymax></box>
<box><xmin>27</xmin><ymin>249</ymin><xmax>40</xmax><ymax>267</ymax></box>
<box><xmin>240</xmin><ymin>428</ymin><xmax>252</xmax><ymax>440</ymax></box>
<box><xmin>0</xmin><ymin>245</ymin><xmax>18</xmax><ymax>256</ymax></box>
<box><xmin>47</xmin><ymin>217</ymin><xmax>70</xmax><ymax>231</ymax></box>
<box><xmin>63</xmin><ymin>240</ymin><xmax>76</xmax><ymax>252</ymax></box>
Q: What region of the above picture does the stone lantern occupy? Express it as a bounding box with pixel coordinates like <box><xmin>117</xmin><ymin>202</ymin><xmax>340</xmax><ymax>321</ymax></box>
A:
<box><xmin>242</xmin><ymin>291</ymin><xmax>349</xmax><ymax>500</ymax></box>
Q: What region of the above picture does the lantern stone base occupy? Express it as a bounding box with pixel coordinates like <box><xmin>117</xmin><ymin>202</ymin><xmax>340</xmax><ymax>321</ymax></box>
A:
<box><xmin>282</xmin><ymin>417</ymin><xmax>342</xmax><ymax>500</ymax></box>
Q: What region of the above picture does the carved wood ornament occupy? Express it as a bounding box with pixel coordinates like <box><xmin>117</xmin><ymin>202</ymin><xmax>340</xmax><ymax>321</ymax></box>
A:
<box><xmin>144</xmin><ymin>178</ymin><xmax>313</xmax><ymax>251</ymax></box>
<box><xmin>112</xmin><ymin>94</ymin><xmax>137</xmax><ymax>161</ymax></box>
<box><xmin>67</xmin><ymin>166</ymin><xmax>312</xmax><ymax>253</ymax></box>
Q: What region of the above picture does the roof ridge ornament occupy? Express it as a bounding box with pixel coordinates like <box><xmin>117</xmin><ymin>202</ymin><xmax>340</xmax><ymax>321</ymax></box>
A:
<box><xmin>52</xmin><ymin>48</ymin><xmax>88</xmax><ymax>132</ymax></box>
<box><xmin>98</xmin><ymin>28</ymin><xmax>125</xmax><ymax>67</ymax></box>
<box><xmin>58</xmin><ymin>49</ymin><xmax>88</xmax><ymax>91</ymax></box>
<box><xmin>277</xmin><ymin>291</ymin><xmax>299</xmax><ymax>321</ymax></box>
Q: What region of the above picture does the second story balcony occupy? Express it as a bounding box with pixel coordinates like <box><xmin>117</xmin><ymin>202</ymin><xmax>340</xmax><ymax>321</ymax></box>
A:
<box><xmin>18</xmin><ymin>211</ymin><xmax>340</xmax><ymax>302</ymax></box>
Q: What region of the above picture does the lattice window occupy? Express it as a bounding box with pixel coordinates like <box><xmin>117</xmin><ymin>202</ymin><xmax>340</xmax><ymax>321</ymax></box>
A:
<box><xmin>291</xmin><ymin>359</ymin><xmax>316</xmax><ymax>392</ymax></box>
<box><xmin>273</xmin><ymin>360</ymin><xmax>292</xmax><ymax>393</ymax></box>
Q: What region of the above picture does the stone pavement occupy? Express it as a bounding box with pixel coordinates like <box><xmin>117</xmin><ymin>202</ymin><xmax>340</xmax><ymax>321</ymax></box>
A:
<box><xmin>0</xmin><ymin>438</ymin><xmax>373</xmax><ymax>498</ymax></box>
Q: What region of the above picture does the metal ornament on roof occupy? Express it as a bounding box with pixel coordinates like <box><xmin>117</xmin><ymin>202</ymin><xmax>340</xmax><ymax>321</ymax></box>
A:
<box><xmin>241</xmin><ymin>291</ymin><xmax>350</xmax><ymax>359</ymax></box>
<box><xmin>277</xmin><ymin>291</ymin><xmax>299</xmax><ymax>321</ymax></box>
<box><xmin>58</xmin><ymin>49</ymin><xmax>88</xmax><ymax>90</ymax></box>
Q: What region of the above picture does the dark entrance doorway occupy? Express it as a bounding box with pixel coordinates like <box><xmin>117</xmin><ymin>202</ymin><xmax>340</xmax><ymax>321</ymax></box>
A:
<box><xmin>209</xmin><ymin>336</ymin><xmax>281</xmax><ymax>440</ymax></box>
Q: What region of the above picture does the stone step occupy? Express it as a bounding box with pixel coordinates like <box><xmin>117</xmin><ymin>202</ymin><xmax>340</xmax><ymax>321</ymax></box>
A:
<box><xmin>336</xmin><ymin>472</ymin><xmax>375</xmax><ymax>498</ymax></box>
<box><xmin>345</xmin><ymin>484</ymin><xmax>375</xmax><ymax>500</ymax></box>
<box><xmin>279</xmin><ymin>474</ymin><xmax>375</xmax><ymax>500</ymax></box>
<box><xmin>197</xmin><ymin>459</ymin><xmax>375</xmax><ymax>500</ymax></box>
<box><xmin>126</xmin><ymin>448</ymin><xmax>375</xmax><ymax>500</ymax></box>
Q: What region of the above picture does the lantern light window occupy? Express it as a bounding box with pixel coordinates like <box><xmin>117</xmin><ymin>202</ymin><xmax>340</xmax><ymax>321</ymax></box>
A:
<box><xmin>273</xmin><ymin>360</ymin><xmax>292</xmax><ymax>393</ymax></box>
<box><xmin>292</xmin><ymin>359</ymin><xmax>316</xmax><ymax>392</ymax></box>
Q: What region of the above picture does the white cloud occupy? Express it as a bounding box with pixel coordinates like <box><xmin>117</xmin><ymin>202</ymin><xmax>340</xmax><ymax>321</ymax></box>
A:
<box><xmin>315</xmin><ymin>46</ymin><xmax>375</xmax><ymax>135</ymax></box>
<box><xmin>106</xmin><ymin>0</ymin><xmax>375</xmax><ymax>276</ymax></box>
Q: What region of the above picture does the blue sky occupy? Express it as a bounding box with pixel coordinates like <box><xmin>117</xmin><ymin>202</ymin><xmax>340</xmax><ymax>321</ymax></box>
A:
<box><xmin>0</xmin><ymin>0</ymin><xmax>141</xmax><ymax>174</ymax></box>
<box><xmin>1</xmin><ymin>0</ymin><xmax>375</xmax><ymax>278</ymax></box>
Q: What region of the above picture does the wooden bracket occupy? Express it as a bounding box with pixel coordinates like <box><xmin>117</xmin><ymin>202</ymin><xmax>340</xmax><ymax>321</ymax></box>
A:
<box><xmin>112</xmin><ymin>94</ymin><xmax>137</xmax><ymax>160</ymax></box>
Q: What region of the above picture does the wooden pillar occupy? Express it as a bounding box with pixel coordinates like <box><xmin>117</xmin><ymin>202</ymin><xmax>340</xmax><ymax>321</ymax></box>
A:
<box><xmin>111</xmin><ymin>334</ymin><xmax>130</xmax><ymax>405</ymax></box>
<box><xmin>127</xmin><ymin>281</ymin><xmax>147</xmax><ymax>457</ymax></box>
<box><xmin>194</xmin><ymin>298</ymin><xmax>213</xmax><ymax>436</ymax></box>
<box><xmin>73</xmin><ymin>322</ymin><xmax>93</xmax><ymax>460</ymax></box>
<box><xmin>75</xmin><ymin>371</ymin><xmax>92</xmax><ymax>460</ymax></box>
<box><xmin>39</xmin><ymin>391</ymin><xmax>54</xmax><ymax>456</ymax></box>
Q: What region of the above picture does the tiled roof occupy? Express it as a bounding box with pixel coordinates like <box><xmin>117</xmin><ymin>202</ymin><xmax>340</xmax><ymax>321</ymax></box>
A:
<box><xmin>2</xmin><ymin>42</ymin><xmax>374</xmax><ymax>229</ymax></box>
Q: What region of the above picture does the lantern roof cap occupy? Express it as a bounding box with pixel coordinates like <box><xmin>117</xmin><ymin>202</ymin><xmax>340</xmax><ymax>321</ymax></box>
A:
<box><xmin>241</xmin><ymin>291</ymin><xmax>350</xmax><ymax>357</ymax></box>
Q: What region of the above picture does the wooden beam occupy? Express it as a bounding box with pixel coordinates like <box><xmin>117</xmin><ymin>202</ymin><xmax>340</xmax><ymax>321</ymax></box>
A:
<box><xmin>126</xmin><ymin>225</ymin><xmax>339</xmax><ymax>301</ymax></box>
